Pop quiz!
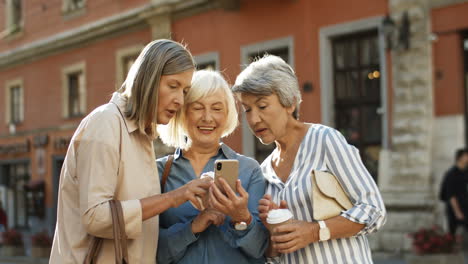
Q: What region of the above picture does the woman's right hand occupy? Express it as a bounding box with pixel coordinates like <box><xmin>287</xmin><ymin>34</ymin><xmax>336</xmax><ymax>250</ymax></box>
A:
<box><xmin>258</xmin><ymin>194</ymin><xmax>288</xmax><ymax>227</ymax></box>
<box><xmin>170</xmin><ymin>177</ymin><xmax>213</xmax><ymax>208</ymax></box>
<box><xmin>191</xmin><ymin>209</ymin><xmax>225</xmax><ymax>234</ymax></box>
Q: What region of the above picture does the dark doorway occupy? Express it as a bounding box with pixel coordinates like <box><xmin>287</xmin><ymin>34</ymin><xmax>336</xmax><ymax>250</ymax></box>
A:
<box><xmin>332</xmin><ymin>30</ymin><xmax>382</xmax><ymax>182</ymax></box>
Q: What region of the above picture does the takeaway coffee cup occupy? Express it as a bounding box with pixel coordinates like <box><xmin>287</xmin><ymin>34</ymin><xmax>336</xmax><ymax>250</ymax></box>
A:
<box><xmin>266</xmin><ymin>209</ymin><xmax>293</xmax><ymax>235</ymax></box>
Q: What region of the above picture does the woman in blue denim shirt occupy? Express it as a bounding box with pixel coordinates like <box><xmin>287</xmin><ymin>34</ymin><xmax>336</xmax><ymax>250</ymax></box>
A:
<box><xmin>156</xmin><ymin>70</ymin><xmax>269</xmax><ymax>264</ymax></box>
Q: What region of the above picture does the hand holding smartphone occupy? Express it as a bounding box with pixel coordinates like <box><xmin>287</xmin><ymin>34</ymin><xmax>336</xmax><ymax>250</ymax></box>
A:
<box><xmin>214</xmin><ymin>159</ymin><xmax>239</xmax><ymax>193</ymax></box>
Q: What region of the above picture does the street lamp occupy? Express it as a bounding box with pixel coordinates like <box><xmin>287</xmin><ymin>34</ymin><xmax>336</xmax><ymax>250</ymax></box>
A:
<box><xmin>382</xmin><ymin>11</ymin><xmax>411</xmax><ymax>51</ymax></box>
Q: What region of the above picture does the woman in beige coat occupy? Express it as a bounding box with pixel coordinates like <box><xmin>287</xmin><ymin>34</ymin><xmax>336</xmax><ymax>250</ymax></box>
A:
<box><xmin>50</xmin><ymin>39</ymin><xmax>212</xmax><ymax>264</ymax></box>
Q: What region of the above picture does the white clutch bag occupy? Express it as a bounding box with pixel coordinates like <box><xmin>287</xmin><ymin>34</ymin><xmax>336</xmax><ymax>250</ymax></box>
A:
<box><xmin>311</xmin><ymin>170</ymin><xmax>353</xmax><ymax>220</ymax></box>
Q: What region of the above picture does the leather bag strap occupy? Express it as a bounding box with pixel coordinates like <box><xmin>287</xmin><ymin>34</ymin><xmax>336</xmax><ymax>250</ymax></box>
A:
<box><xmin>110</xmin><ymin>200</ymin><xmax>129</xmax><ymax>264</ymax></box>
<box><xmin>84</xmin><ymin>200</ymin><xmax>129</xmax><ymax>264</ymax></box>
<box><xmin>84</xmin><ymin>236</ymin><xmax>103</xmax><ymax>264</ymax></box>
<box><xmin>161</xmin><ymin>155</ymin><xmax>174</xmax><ymax>193</ymax></box>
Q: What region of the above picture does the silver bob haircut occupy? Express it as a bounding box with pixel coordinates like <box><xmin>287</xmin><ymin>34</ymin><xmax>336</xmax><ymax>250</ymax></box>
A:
<box><xmin>120</xmin><ymin>39</ymin><xmax>195</xmax><ymax>138</ymax></box>
<box><xmin>158</xmin><ymin>70</ymin><xmax>239</xmax><ymax>149</ymax></box>
<box><xmin>232</xmin><ymin>55</ymin><xmax>302</xmax><ymax>119</ymax></box>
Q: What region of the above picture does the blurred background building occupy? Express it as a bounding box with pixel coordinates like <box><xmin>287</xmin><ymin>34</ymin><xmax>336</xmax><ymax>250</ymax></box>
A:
<box><xmin>0</xmin><ymin>0</ymin><xmax>468</xmax><ymax>256</ymax></box>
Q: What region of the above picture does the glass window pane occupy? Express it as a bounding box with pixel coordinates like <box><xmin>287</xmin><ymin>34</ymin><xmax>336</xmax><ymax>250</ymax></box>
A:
<box><xmin>10</xmin><ymin>86</ymin><xmax>20</xmax><ymax>123</ymax></box>
<box><xmin>346</xmin><ymin>40</ymin><xmax>358</xmax><ymax>68</ymax></box>
<box><xmin>335</xmin><ymin>107</ymin><xmax>360</xmax><ymax>145</ymax></box>
<box><xmin>362</xmin><ymin>106</ymin><xmax>382</xmax><ymax>143</ymax></box>
<box><xmin>361</xmin><ymin>69</ymin><xmax>381</xmax><ymax>100</ymax></box>
<box><xmin>346</xmin><ymin>71</ymin><xmax>359</xmax><ymax>98</ymax></box>
<box><xmin>197</xmin><ymin>62</ymin><xmax>216</xmax><ymax>70</ymax></box>
<box><xmin>248</xmin><ymin>47</ymin><xmax>289</xmax><ymax>64</ymax></box>
<box><xmin>123</xmin><ymin>56</ymin><xmax>137</xmax><ymax>79</ymax></box>
<box><xmin>370</xmin><ymin>37</ymin><xmax>380</xmax><ymax>65</ymax></box>
<box><xmin>13</xmin><ymin>0</ymin><xmax>22</xmax><ymax>24</ymax></box>
<box><xmin>335</xmin><ymin>72</ymin><xmax>347</xmax><ymax>99</ymax></box>
<box><xmin>334</xmin><ymin>43</ymin><xmax>345</xmax><ymax>69</ymax></box>
<box><xmin>68</xmin><ymin>73</ymin><xmax>81</xmax><ymax>116</ymax></box>
<box><xmin>360</xmin><ymin>38</ymin><xmax>371</xmax><ymax>66</ymax></box>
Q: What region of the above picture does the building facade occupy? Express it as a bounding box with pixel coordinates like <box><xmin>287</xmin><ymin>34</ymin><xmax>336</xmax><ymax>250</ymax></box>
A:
<box><xmin>0</xmin><ymin>0</ymin><xmax>468</xmax><ymax>254</ymax></box>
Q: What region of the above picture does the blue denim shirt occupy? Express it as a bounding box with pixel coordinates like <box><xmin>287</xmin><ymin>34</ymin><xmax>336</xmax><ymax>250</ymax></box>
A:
<box><xmin>156</xmin><ymin>143</ymin><xmax>268</xmax><ymax>264</ymax></box>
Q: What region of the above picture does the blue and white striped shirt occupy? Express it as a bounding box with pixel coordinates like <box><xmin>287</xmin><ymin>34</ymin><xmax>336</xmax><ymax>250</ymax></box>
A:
<box><xmin>263</xmin><ymin>124</ymin><xmax>386</xmax><ymax>264</ymax></box>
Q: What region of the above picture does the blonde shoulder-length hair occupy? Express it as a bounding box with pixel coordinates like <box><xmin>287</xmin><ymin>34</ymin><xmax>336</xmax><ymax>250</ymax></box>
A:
<box><xmin>120</xmin><ymin>39</ymin><xmax>195</xmax><ymax>138</ymax></box>
<box><xmin>158</xmin><ymin>70</ymin><xmax>239</xmax><ymax>149</ymax></box>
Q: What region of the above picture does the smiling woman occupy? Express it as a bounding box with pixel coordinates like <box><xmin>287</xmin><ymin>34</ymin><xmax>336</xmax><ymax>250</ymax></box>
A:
<box><xmin>156</xmin><ymin>70</ymin><xmax>269</xmax><ymax>264</ymax></box>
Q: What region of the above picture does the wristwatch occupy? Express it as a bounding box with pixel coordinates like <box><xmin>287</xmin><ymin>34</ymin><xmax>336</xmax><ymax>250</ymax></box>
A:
<box><xmin>234</xmin><ymin>214</ymin><xmax>252</xmax><ymax>231</ymax></box>
<box><xmin>318</xmin><ymin>220</ymin><xmax>331</xmax><ymax>241</ymax></box>
<box><xmin>234</xmin><ymin>221</ymin><xmax>248</xmax><ymax>231</ymax></box>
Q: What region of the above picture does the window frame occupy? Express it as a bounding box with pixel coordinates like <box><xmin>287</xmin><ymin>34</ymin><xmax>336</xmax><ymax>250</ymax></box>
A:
<box><xmin>115</xmin><ymin>44</ymin><xmax>144</xmax><ymax>90</ymax></box>
<box><xmin>62</xmin><ymin>0</ymin><xmax>86</xmax><ymax>18</ymax></box>
<box><xmin>62</xmin><ymin>62</ymin><xmax>86</xmax><ymax>119</ymax></box>
<box><xmin>2</xmin><ymin>0</ymin><xmax>23</xmax><ymax>38</ymax></box>
<box><xmin>194</xmin><ymin>52</ymin><xmax>220</xmax><ymax>71</ymax></box>
<box><xmin>4</xmin><ymin>78</ymin><xmax>24</xmax><ymax>125</ymax></box>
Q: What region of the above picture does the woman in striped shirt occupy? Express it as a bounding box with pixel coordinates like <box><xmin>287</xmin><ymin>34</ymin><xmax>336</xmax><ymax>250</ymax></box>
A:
<box><xmin>232</xmin><ymin>55</ymin><xmax>386</xmax><ymax>264</ymax></box>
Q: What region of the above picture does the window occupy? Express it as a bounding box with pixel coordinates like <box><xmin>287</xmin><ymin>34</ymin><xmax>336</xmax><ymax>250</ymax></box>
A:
<box><xmin>194</xmin><ymin>52</ymin><xmax>220</xmax><ymax>70</ymax></box>
<box><xmin>10</xmin><ymin>86</ymin><xmax>21</xmax><ymax>124</ymax></box>
<box><xmin>116</xmin><ymin>45</ymin><xmax>143</xmax><ymax>90</ymax></box>
<box><xmin>4</xmin><ymin>79</ymin><xmax>24</xmax><ymax>125</ymax></box>
<box><xmin>332</xmin><ymin>30</ymin><xmax>381</xmax><ymax>180</ymax></box>
<box><xmin>3</xmin><ymin>0</ymin><xmax>23</xmax><ymax>36</ymax></box>
<box><xmin>68</xmin><ymin>73</ymin><xmax>82</xmax><ymax>117</ymax></box>
<box><xmin>62</xmin><ymin>0</ymin><xmax>85</xmax><ymax>14</ymax></box>
<box><xmin>0</xmin><ymin>161</ymin><xmax>30</xmax><ymax>229</ymax></box>
<box><xmin>62</xmin><ymin>62</ymin><xmax>86</xmax><ymax>118</ymax></box>
<box><xmin>240</xmin><ymin>37</ymin><xmax>294</xmax><ymax>163</ymax></box>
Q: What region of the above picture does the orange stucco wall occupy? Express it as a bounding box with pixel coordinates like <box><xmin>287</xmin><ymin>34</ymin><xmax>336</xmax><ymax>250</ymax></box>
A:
<box><xmin>0</xmin><ymin>28</ymin><xmax>151</xmax><ymax>134</ymax></box>
<box><xmin>432</xmin><ymin>2</ymin><xmax>468</xmax><ymax>116</ymax></box>
<box><xmin>0</xmin><ymin>0</ymin><xmax>149</xmax><ymax>53</ymax></box>
<box><xmin>172</xmin><ymin>0</ymin><xmax>388</xmax><ymax>151</ymax></box>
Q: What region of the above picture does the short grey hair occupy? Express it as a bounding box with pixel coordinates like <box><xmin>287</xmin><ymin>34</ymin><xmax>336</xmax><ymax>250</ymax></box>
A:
<box><xmin>158</xmin><ymin>70</ymin><xmax>239</xmax><ymax>149</ymax></box>
<box><xmin>232</xmin><ymin>55</ymin><xmax>302</xmax><ymax>119</ymax></box>
<box><xmin>120</xmin><ymin>39</ymin><xmax>195</xmax><ymax>138</ymax></box>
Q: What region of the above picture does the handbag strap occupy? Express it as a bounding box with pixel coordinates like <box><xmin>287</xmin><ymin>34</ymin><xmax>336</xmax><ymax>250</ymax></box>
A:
<box><xmin>84</xmin><ymin>200</ymin><xmax>129</xmax><ymax>264</ymax></box>
<box><xmin>84</xmin><ymin>236</ymin><xmax>103</xmax><ymax>264</ymax></box>
<box><xmin>110</xmin><ymin>200</ymin><xmax>129</xmax><ymax>264</ymax></box>
<box><xmin>160</xmin><ymin>155</ymin><xmax>174</xmax><ymax>193</ymax></box>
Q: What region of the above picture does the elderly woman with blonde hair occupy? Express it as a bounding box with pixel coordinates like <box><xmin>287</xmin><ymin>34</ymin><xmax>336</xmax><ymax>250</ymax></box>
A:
<box><xmin>156</xmin><ymin>70</ymin><xmax>269</xmax><ymax>264</ymax></box>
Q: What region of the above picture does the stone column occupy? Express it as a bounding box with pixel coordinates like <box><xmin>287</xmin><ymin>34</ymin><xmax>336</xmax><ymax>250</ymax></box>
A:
<box><xmin>376</xmin><ymin>0</ymin><xmax>435</xmax><ymax>253</ymax></box>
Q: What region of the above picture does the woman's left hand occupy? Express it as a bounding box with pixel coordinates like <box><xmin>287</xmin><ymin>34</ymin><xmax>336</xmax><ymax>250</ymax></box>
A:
<box><xmin>271</xmin><ymin>220</ymin><xmax>319</xmax><ymax>254</ymax></box>
<box><xmin>209</xmin><ymin>178</ymin><xmax>251</xmax><ymax>223</ymax></box>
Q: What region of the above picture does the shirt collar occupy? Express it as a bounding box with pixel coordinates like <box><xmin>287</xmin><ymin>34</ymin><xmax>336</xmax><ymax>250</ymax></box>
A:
<box><xmin>173</xmin><ymin>142</ymin><xmax>237</xmax><ymax>161</ymax></box>
<box><xmin>110</xmin><ymin>92</ymin><xmax>138</xmax><ymax>133</ymax></box>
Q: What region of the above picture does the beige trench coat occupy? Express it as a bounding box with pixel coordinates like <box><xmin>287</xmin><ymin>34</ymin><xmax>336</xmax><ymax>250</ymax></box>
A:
<box><xmin>50</xmin><ymin>93</ymin><xmax>160</xmax><ymax>263</ymax></box>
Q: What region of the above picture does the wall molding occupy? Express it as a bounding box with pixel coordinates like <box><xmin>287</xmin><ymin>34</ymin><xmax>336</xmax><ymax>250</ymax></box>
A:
<box><xmin>0</xmin><ymin>0</ymin><xmax>211</xmax><ymax>70</ymax></box>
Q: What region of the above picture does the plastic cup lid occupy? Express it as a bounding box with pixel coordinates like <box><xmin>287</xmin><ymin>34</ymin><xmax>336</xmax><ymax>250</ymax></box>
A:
<box><xmin>266</xmin><ymin>209</ymin><xmax>293</xmax><ymax>224</ymax></box>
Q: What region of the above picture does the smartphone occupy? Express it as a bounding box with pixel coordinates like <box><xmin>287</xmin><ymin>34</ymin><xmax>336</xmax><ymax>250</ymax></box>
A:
<box><xmin>214</xmin><ymin>159</ymin><xmax>239</xmax><ymax>192</ymax></box>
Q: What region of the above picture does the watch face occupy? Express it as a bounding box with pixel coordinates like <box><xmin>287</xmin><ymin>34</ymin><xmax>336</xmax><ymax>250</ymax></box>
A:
<box><xmin>235</xmin><ymin>222</ymin><xmax>248</xmax><ymax>231</ymax></box>
<box><xmin>319</xmin><ymin>228</ymin><xmax>331</xmax><ymax>241</ymax></box>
